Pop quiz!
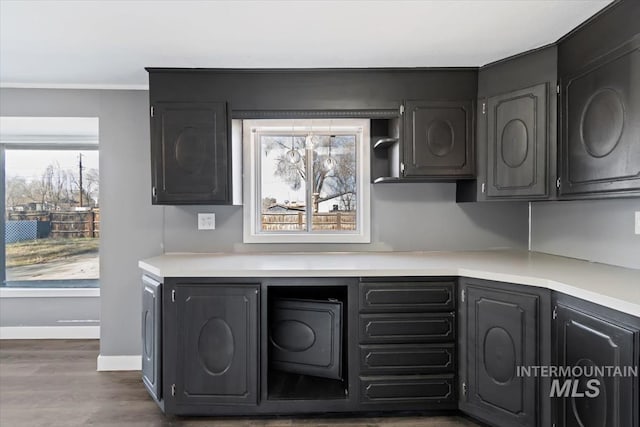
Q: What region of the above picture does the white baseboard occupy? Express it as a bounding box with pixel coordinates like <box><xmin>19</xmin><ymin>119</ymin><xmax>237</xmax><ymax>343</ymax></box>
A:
<box><xmin>0</xmin><ymin>326</ymin><xmax>100</xmax><ymax>339</ymax></box>
<box><xmin>97</xmin><ymin>354</ymin><xmax>142</xmax><ymax>371</ymax></box>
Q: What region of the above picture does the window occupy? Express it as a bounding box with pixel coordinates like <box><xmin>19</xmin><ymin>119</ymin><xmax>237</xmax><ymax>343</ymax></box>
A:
<box><xmin>243</xmin><ymin>119</ymin><xmax>370</xmax><ymax>243</ymax></box>
<box><xmin>1</xmin><ymin>117</ymin><xmax>99</xmax><ymax>288</ymax></box>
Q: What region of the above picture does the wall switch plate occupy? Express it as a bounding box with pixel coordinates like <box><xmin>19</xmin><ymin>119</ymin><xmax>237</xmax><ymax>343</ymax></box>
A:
<box><xmin>198</xmin><ymin>213</ymin><xmax>216</xmax><ymax>230</ymax></box>
<box><xmin>635</xmin><ymin>211</ymin><xmax>640</xmax><ymax>235</ymax></box>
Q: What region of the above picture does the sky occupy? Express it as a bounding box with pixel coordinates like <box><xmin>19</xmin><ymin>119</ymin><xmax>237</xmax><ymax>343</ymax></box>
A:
<box><xmin>5</xmin><ymin>149</ymin><xmax>99</xmax><ymax>180</ymax></box>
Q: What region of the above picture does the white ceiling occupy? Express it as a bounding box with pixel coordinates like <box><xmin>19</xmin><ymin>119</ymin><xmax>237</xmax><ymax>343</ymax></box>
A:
<box><xmin>0</xmin><ymin>0</ymin><xmax>612</xmax><ymax>89</ymax></box>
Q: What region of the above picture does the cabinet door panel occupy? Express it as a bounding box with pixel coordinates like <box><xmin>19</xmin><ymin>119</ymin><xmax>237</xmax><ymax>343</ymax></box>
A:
<box><xmin>152</xmin><ymin>102</ymin><xmax>228</xmax><ymax>204</ymax></box>
<box><xmin>404</xmin><ymin>100</ymin><xmax>473</xmax><ymax>177</ymax></box>
<box><xmin>270</xmin><ymin>298</ymin><xmax>342</xmax><ymax>380</ymax></box>
<box><xmin>463</xmin><ymin>285</ymin><xmax>539</xmax><ymax>427</ymax></box>
<box><xmin>487</xmin><ymin>83</ymin><xmax>548</xmax><ymax>198</ymax></box>
<box><xmin>561</xmin><ymin>39</ymin><xmax>640</xmax><ymax>197</ymax></box>
<box><xmin>142</xmin><ymin>276</ymin><xmax>161</xmax><ymax>400</ymax></box>
<box><xmin>556</xmin><ymin>304</ymin><xmax>636</xmax><ymax>427</ymax></box>
<box><xmin>175</xmin><ymin>285</ymin><xmax>258</xmax><ymax>406</ymax></box>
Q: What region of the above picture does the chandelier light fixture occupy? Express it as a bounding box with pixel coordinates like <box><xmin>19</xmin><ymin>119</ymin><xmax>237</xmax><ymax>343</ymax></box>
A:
<box><xmin>285</xmin><ymin>122</ymin><xmax>301</xmax><ymax>164</ymax></box>
<box><xmin>324</xmin><ymin>135</ymin><xmax>337</xmax><ymax>171</ymax></box>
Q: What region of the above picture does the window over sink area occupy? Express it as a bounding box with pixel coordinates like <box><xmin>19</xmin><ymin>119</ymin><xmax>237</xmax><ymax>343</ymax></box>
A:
<box><xmin>242</xmin><ymin>119</ymin><xmax>370</xmax><ymax>243</ymax></box>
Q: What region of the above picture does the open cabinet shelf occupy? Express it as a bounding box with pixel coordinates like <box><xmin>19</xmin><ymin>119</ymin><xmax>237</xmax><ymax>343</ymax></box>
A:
<box><xmin>370</xmin><ymin>118</ymin><xmax>401</xmax><ymax>183</ymax></box>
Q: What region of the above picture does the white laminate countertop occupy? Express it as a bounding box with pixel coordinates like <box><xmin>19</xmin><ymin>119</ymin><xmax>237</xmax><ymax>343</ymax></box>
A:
<box><xmin>139</xmin><ymin>250</ymin><xmax>640</xmax><ymax>316</ymax></box>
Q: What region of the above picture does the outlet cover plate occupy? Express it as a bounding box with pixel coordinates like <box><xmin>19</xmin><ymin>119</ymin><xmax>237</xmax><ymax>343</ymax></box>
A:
<box><xmin>635</xmin><ymin>211</ymin><xmax>640</xmax><ymax>235</ymax></box>
<box><xmin>198</xmin><ymin>213</ymin><xmax>216</xmax><ymax>230</ymax></box>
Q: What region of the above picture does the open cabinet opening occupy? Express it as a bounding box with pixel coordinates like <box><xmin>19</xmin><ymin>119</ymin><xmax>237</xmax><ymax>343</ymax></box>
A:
<box><xmin>267</xmin><ymin>285</ymin><xmax>349</xmax><ymax>400</ymax></box>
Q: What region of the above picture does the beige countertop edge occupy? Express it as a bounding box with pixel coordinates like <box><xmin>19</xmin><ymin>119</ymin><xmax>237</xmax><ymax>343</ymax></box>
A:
<box><xmin>138</xmin><ymin>253</ymin><xmax>640</xmax><ymax>317</ymax></box>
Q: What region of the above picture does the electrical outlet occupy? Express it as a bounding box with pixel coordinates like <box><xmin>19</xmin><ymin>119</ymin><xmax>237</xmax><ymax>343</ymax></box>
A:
<box><xmin>198</xmin><ymin>213</ymin><xmax>216</xmax><ymax>230</ymax></box>
<box><xmin>635</xmin><ymin>211</ymin><xmax>640</xmax><ymax>235</ymax></box>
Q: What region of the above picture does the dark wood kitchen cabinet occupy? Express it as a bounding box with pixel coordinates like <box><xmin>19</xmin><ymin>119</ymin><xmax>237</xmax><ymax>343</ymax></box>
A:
<box><xmin>553</xmin><ymin>293</ymin><xmax>640</xmax><ymax>427</ymax></box>
<box><xmin>163</xmin><ymin>283</ymin><xmax>259</xmax><ymax>414</ymax></box>
<box><xmin>558</xmin><ymin>1</ymin><xmax>640</xmax><ymax>199</ymax></box>
<box><xmin>485</xmin><ymin>83</ymin><xmax>549</xmax><ymax>199</ymax></box>
<box><xmin>402</xmin><ymin>100</ymin><xmax>474</xmax><ymax>179</ymax></box>
<box><xmin>141</xmin><ymin>276</ymin><xmax>162</xmax><ymax>402</ymax></box>
<box><xmin>457</xmin><ymin>45</ymin><xmax>557</xmax><ymax>202</ymax></box>
<box><xmin>142</xmin><ymin>271</ymin><xmax>640</xmax><ymax>425</ymax></box>
<box><xmin>147</xmin><ymin>68</ymin><xmax>478</xmax><ymax>192</ymax></box>
<box><xmin>458</xmin><ymin>278</ymin><xmax>551</xmax><ymax>427</ymax></box>
<box><xmin>358</xmin><ymin>278</ymin><xmax>457</xmax><ymax>409</ymax></box>
<box><xmin>150</xmin><ymin>101</ymin><xmax>230</xmax><ymax>204</ymax></box>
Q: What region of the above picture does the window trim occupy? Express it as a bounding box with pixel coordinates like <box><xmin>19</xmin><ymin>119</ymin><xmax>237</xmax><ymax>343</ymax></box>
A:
<box><xmin>242</xmin><ymin>119</ymin><xmax>370</xmax><ymax>244</ymax></box>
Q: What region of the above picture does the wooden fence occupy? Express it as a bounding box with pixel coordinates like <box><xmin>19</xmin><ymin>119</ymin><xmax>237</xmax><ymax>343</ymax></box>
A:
<box><xmin>261</xmin><ymin>211</ymin><xmax>356</xmax><ymax>231</ymax></box>
<box><xmin>6</xmin><ymin>211</ymin><xmax>50</xmax><ymax>222</ymax></box>
<box><xmin>7</xmin><ymin>210</ymin><xmax>100</xmax><ymax>238</ymax></box>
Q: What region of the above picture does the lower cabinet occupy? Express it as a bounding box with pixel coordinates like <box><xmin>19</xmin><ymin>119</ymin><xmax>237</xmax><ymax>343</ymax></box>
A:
<box><xmin>143</xmin><ymin>275</ymin><xmax>639</xmax><ymax>425</ymax></box>
<box><xmin>553</xmin><ymin>294</ymin><xmax>640</xmax><ymax>427</ymax></box>
<box><xmin>459</xmin><ymin>278</ymin><xmax>551</xmax><ymax>427</ymax></box>
<box><xmin>141</xmin><ymin>276</ymin><xmax>162</xmax><ymax>401</ymax></box>
<box><xmin>164</xmin><ymin>283</ymin><xmax>259</xmax><ymax>414</ymax></box>
<box><xmin>358</xmin><ymin>278</ymin><xmax>458</xmax><ymax>410</ymax></box>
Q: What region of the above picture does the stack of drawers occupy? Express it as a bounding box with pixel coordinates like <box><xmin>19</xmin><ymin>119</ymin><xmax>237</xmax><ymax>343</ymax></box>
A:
<box><xmin>357</xmin><ymin>278</ymin><xmax>457</xmax><ymax>409</ymax></box>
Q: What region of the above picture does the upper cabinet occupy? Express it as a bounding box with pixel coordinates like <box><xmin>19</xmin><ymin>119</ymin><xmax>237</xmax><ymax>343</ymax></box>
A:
<box><xmin>147</xmin><ymin>69</ymin><xmax>478</xmax><ymax>198</ymax></box>
<box><xmin>485</xmin><ymin>83</ymin><xmax>549</xmax><ymax>198</ymax></box>
<box><xmin>371</xmin><ymin>98</ymin><xmax>476</xmax><ymax>183</ymax></box>
<box><xmin>402</xmin><ymin>100</ymin><xmax>474</xmax><ymax>179</ymax></box>
<box><xmin>559</xmin><ymin>38</ymin><xmax>640</xmax><ymax>198</ymax></box>
<box><xmin>459</xmin><ymin>0</ymin><xmax>639</xmax><ymax>202</ymax></box>
<box><xmin>146</xmin><ymin>1</ymin><xmax>638</xmax><ymax>203</ymax></box>
<box><xmin>457</xmin><ymin>45</ymin><xmax>558</xmax><ymax>202</ymax></box>
<box><xmin>150</xmin><ymin>101</ymin><xmax>230</xmax><ymax>205</ymax></box>
<box><xmin>557</xmin><ymin>0</ymin><xmax>640</xmax><ymax>199</ymax></box>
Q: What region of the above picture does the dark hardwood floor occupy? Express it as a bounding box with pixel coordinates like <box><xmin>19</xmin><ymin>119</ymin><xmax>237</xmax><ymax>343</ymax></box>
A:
<box><xmin>0</xmin><ymin>340</ymin><xmax>482</xmax><ymax>427</ymax></box>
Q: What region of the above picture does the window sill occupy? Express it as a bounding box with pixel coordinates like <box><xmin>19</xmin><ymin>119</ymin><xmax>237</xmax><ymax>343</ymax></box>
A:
<box><xmin>243</xmin><ymin>232</ymin><xmax>371</xmax><ymax>244</ymax></box>
<box><xmin>0</xmin><ymin>288</ymin><xmax>100</xmax><ymax>298</ymax></box>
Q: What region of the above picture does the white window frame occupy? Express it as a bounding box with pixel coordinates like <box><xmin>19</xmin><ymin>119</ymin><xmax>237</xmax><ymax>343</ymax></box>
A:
<box><xmin>1</xmin><ymin>116</ymin><xmax>100</xmax><ymax>288</ymax></box>
<box><xmin>243</xmin><ymin>119</ymin><xmax>370</xmax><ymax>243</ymax></box>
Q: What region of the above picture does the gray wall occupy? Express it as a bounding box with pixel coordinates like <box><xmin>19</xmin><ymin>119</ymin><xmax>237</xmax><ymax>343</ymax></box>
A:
<box><xmin>1</xmin><ymin>87</ymin><xmax>531</xmax><ymax>358</ymax></box>
<box><xmin>164</xmin><ymin>184</ymin><xmax>529</xmax><ymax>253</ymax></box>
<box><xmin>0</xmin><ymin>296</ymin><xmax>100</xmax><ymax>327</ymax></box>
<box><xmin>531</xmin><ymin>198</ymin><xmax>640</xmax><ymax>269</ymax></box>
<box><xmin>0</xmin><ymin>88</ymin><xmax>164</xmax><ymax>356</ymax></box>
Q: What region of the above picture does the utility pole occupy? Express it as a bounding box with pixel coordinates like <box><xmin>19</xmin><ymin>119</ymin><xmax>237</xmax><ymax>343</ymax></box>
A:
<box><xmin>79</xmin><ymin>153</ymin><xmax>83</xmax><ymax>207</ymax></box>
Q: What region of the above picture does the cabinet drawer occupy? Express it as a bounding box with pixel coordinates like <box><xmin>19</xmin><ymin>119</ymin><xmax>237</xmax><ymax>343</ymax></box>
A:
<box><xmin>359</xmin><ymin>344</ymin><xmax>455</xmax><ymax>375</ymax></box>
<box><xmin>359</xmin><ymin>281</ymin><xmax>455</xmax><ymax>312</ymax></box>
<box><xmin>359</xmin><ymin>313</ymin><xmax>455</xmax><ymax>344</ymax></box>
<box><xmin>360</xmin><ymin>375</ymin><xmax>456</xmax><ymax>404</ymax></box>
